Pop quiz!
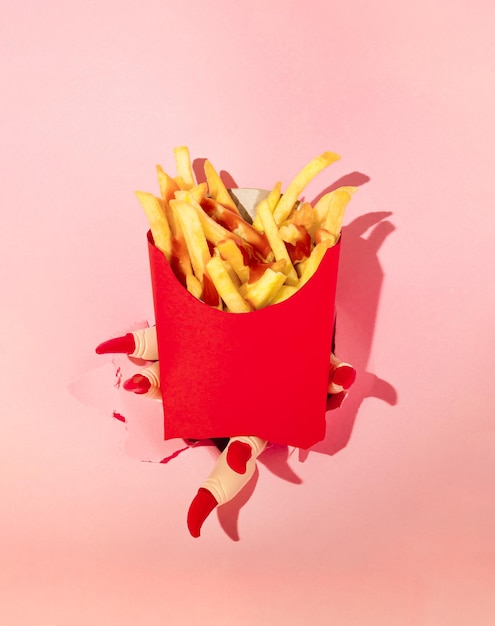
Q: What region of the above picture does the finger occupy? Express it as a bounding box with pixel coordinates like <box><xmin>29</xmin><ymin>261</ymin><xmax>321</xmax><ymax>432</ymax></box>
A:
<box><xmin>326</xmin><ymin>390</ymin><xmax>347</xmax><ymax>411</ymax></box>
<box><xmin>96</xmin><ymin>327</ymin><xmax>158</xmax><ymax>361</ymax></box>
<box><xmin>123</xmin><ymin>361</ymin><xmax>161</xmax><ymax>399</ymax></box>
<box><xmin>187</xmin><ymin>489</ymin><xmax>218</xmax><ymax>539</ymax></box>
<box><xmin>328</xmin><ymin>353</ymin><xmax>356</xmax><ymax>394</ymax></box>
<box><xmin>187</xmin><ymin>436</ymin><xmax>267</xmax><ymax>537</ymax></box>
<box><xmin>96</xmin><ymin>333</ymin><xmax>135</xmax><ymax>355</ymax></box>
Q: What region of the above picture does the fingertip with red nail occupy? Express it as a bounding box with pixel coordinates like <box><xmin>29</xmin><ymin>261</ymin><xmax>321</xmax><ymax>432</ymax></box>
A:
<box><xmin>226</xmin><ymin>440</ymin><xmax>253</xmax><ymax>474</ymax></box>
<box><xmin>326</xmin><ymin>390</ymin><xmax>347</xmax><ymax>410</ymax></box>
<box><xmin>123</xmin><ymin>374</ymin><xmax>152</xmax><ymax>394</ymax></box>
<box><xmin>187</xmin><ymin>488</ymin><xmax>218</xmax><ymax>538</ymax></box>
<box><xmin>332</xmin><ymin>364</ymin><xmax>356</xmax><ymax>389</ymax></box>
<box><xmin>95</xmin><ymin>333</ymin><xmax>136</xmax><ymax>355</ymax></box>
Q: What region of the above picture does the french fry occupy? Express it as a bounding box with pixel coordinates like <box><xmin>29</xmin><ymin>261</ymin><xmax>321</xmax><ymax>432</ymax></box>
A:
<box><xmin>268</xmin><ymin>284</ymin><xmax>298</xmax><ymax>305</ymax></box>
<box><xmin>176</xmin><ymin>183</ymin><xmax>208</xmax><ymax>205</ymax></box>
<box><xmin>173</xmin><ymin>146</ymin><xmax>196</xmax><ymax>190</ymax></box>
<box><xmin>315</xmin><ymin>228</ymin><xmax>338</xmax><ymax>246</ymax></box>
<box><xmin>252</xmin><ymin>181</ymin><xmax>282</xmax><ymax>231</ymax></box>
<box><xmin>169</xmin><ymin>226</ymin><xmax>193</xmax><ymax>285</ymax></box>
<box><xmin>135</xmin><ymin>191</ymin><xmax>172</xmax><ymax>262</ymax></box>
<box><xmin>156</xmin><ymin>165</ymin><xmax>180</xmax><ymax>204</ymax></box>
<box><xmin>205</xmin><ymin>256</ymin><xmax>252</xmax><ymax>313</ymax></box>
<box><xmin>202</xmin><ymin>271</ymin><xmax>222</xmax><ymax>308</ymax></box>
<box><xmin>155</xmin><ymin>182</ymin><xmax>193</xmax><ymax>284</ymax></box>
<box><xmin>298</xmin><ymin>240</ymin><xmax>334</xmax><ymax>289</ymax></box>
<box><xmin>216</xmin><ymin>238</ymin><xmax>250</xmax><ymax>283</ymax></box>
<box><xmin>204</xmin><ymin>160</ymin><xmax>240</xmax><ymax>214</ymax></box>
<box><xmin>186</xmin><ymin>273</ymin><xmax>203</xmax><ymax>299</ymax></box>
<box><xmin>247</xmin><ymin>259</ymin><xmax>287</xmax><ymax>284</ymax></box>
<box><xmin>319</xmin><ymin>187</ymin><xmax>355</xmax><ymax>240</ymax></box>
<box><xmin>170</xmin><ymin>198</ymin><xmax>211</xmax><ymax>282</ymax></box>
<box><xmin>173</xmin><ymin>176</ymin><xmax>187</xmax><ymax>190</ymax></box>
<box><xmin>243</xmin><ymin>267</ymin><xmax>287</xmax><ymax>309</ymax></box>
<box><xmin>285</xmin><ymin>201</ymin><xmax>314</xmax><ymax>230</ymax></box>
<box><xmin>220</xmin><ymin>257</ymin><xmax>242</xmax><ymax>289</ymax></box>
<box><xmin>278</xmin><ymin>223</ymin><xmax>312</xmax><ymax>263</ymax></box>
<box><xmin>256</xmin><ymin>198</ymin><xmax>298</xmax><ymax>286</ymax></box>
<box><xmin>311</xmin><ymin>186</ymin><xmax>356</xmax><ymax>237</ymax></box>
<box><xmin>272</xmin><ymin>152</ymin><xmax>340</xmax><ymax>225</ymax></box>
<box><xmin>279</xmin><ymin>223</ymin><xmax>306</xmax><ymax>246</ymax></box>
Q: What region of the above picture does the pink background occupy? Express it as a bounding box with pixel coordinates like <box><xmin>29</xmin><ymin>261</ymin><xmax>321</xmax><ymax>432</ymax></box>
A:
<box><xmin>1</xmin><ymin>1</ymin><xmax>494</xmax><ymax>624</ymax></box>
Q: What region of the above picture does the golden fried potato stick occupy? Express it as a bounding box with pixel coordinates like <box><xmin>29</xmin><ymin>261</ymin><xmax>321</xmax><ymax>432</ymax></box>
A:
<box><xmin>186</xmin><ymin>274</ymin><xmax>203</xmax><ymax>299</ymax></box>
<box><xmin>285</xmin><ymin>201</ymin><xmax>314</xmax><ymax>230</ymax></box>
<box><xmin>170</xmin><ymin>198</ymin><xmax>211</xmax><ymax>282</ymax></box>
<box><xmin>221</xmin><ymin>258</ymin><xmax>242</xmax><ymax>289</ymax></box>
<box><xmin>278</xmin><ymin>223</ymin><xmax>304</xmax><ymax>246</ymax></box>
<box><xmin>216</xmin><ymin>239</ymin><xmax>250</xmax><ymax>283</ymax></box>
<box><xmin>173</xmin><ymin>176</ymin><xmax>187</xmax><ymax>190</ymax></box>
<box><xmin>297</xmin><ymin>240</ymin><xmax>334</xmax><ymax>289</ymax></box>
<box><xmin>272</xmin><ymin>152</ymin><xmax>340</xmax><ymax>225</ymax></box>
<box><xmin>252</xmin><ymin>181</ymin><xmax>282</xmax><ymax>231</ymax></box>
<box><xmin>168</xmin><ymin>218</ymin><xmax>193</xmax><ymax>283</ymax></box>
<box><xmin>204</xmin><ymin>160</ymin><xmax>240</xmax><ymax>214</ymax></box>
<box><xmin>269</xmin><ymin>285</ymin><xmax>298</xmax><ymax>304</ymax></box>
<box><xmin>314</xmin><ymin>228</ymin><xmax>336</xmax><ymax>245</ymax></box>
<box><xmin>156</xmin><ymin>165</ymin><xmax>180</xmax><ymax>204</ymax></box>
<box><xmin>312</xmin><ymin>186</ymin><xmax>356</xmax><ymax>240</ymax></box>
<box><xmin>135</xmin><ymin>191</ymin><xmax>173</xmax><ymax>262</ymax></box>
<box><xmin>243</xmin><ymin>267</ymin><xmax>287</xmax><ymax>309</ymax></box>
<box><xmin>176</xmin><ymin>183</ymin><xmax>209</xmax><ymax>205</ymax></box>
<box><xmin>206</xmin><ymin>256</ymin><xmax>252</xmax><ymax>313</ymax></box>
<box><xmin>155</xmin><ymin>169</ymin><xmax>194</xmax><ymax>281</ymax></box>
<box><xmin>256</xmin><ymin>199</ymin><xmax>298</xmax><ymax>286</ymax></box>
<box><xmin>173</xmin><ymin>146</ymin><xmax>196</xmax><ymax>190</ymax></box>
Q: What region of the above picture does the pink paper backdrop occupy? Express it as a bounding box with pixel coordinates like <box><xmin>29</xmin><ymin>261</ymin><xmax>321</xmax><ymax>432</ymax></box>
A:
<box><xmin>1</xmin><ymin>1</ymin><xmax>494</xmax><ymax>624</ymax></box>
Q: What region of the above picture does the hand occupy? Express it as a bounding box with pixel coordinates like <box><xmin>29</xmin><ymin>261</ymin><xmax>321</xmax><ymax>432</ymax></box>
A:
<box><xmin>96</xmin><ymin>327</ymin><xmax>162</xmax><ymax>397</ymax></box>
<box><xmin>96</xmin><ymin>325</ymin><xmax>356</xmax><ymax>536</ymax></box>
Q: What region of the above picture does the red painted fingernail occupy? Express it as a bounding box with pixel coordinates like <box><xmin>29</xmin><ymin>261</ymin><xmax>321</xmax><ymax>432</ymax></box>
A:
<box><xmin>326</xmin><ymin>390</ymin><xmax>347</xmax><ymax>410</ymax></box>
<box><xmin>187</xmin><ymin>488</ymin><xmax>218</xmax><ymax>538</ymax></box>
<box><xmin>95</xmin><ymin>333</ymin><xmax>136</xmax><ymax>355</ymax></box>
<box><xmin>123</xmin><ymin>374</ymin><xmax>151</xmax><ymax>394</ymax></box>
<box><xmin>226</xmin><ymin>441</ymin><xmax>252</xmax><ymax>474</ymax></box>
<box><xmin>332</xmin><ymin>365</ymin><xmax>356</xmax><ymax>389</ymax></box>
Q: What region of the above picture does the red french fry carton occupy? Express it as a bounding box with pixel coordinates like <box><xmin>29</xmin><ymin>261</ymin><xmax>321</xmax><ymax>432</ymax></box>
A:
<box><xmin>147</xmin><ymin>190</ymin><xmax>341</xmax><ymax>450</ymax></box>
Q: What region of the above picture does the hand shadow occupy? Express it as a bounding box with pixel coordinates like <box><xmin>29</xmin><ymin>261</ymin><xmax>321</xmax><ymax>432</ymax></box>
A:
<box><xmin>300</xmin><ymin>209</ymin><xmax>398</xmax><ymax>461</ymax></box>
<box><xmin>216</xmin><ymin>467</ymin><xmax>260</xmax><ymax>541</ymax></box>
<box><xmin>216</xmin><ymin>444</ymin><xmax>303</xmax><ymax>541</ymax></box>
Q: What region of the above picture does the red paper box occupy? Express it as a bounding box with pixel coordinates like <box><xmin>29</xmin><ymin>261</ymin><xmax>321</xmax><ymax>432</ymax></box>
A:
<box><xmin>147</xmin><ymin>190</ymin><xmax>341</xmax><ymax>450</ymax></box>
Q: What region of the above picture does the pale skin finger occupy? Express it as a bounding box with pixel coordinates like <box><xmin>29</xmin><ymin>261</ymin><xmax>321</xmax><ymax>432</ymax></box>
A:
<box><xmin>95</xmin><ymin>326</ymin><xmax>158</xmax><ymax>360</ymax></box>
<box><xmin>123</xmin><ymin>361</ymin><xmax>162</xmax><ymax>399</ymax></box>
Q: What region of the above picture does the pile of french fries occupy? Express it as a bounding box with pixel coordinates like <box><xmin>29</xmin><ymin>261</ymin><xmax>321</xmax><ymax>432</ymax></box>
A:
<box><xmin>136</xmin><ymin>147</ymin><xmax>355</xmax><ymax>312</ymax></box>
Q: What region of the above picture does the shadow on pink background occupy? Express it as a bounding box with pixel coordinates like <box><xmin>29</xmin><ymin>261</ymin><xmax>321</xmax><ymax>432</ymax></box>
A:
<box><xmin>317</xmin><ymin>209</ymin><xmax>398</xmax><ymax>457</ymax></box>
<box><xmin>2</xmin><ymin>0</ymin><xmax>495</xmax><ymax>624</ymax></box>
